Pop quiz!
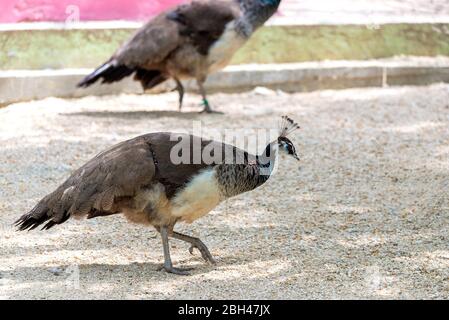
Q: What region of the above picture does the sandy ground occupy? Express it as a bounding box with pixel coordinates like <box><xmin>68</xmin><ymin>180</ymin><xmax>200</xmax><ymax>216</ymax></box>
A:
<box><xmin>0</xmin><ymin>84</ymin><xmax>448</xmax><ymax>299</ymax></box>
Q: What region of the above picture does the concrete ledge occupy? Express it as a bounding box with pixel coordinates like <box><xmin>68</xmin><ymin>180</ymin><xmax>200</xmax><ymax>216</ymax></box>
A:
<box><xmin>2</xmin><ymin>58</ymin><xmax>449</xmax><ymax>105</ymax></box>
<box><xmin>1</xmin><ymin>22</ymin><xmax>449</xmax><ymax>70</ymax></box>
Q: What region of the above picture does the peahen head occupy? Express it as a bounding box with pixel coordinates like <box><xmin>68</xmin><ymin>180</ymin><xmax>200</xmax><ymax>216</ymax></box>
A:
<box><xmin>257</xmin><ymin>115</ymin><xmax>299</xmax><ymax>168</ymax></box>
<box><xmin>259</xmin><ymin>0</ymin><xmax>282</xmax><ymax>6</ymax></box>
<box><xmin>277</xmin><ymin>116</ymin><xmax>300</xmax><ymax>161</ymax></box>
<box><xmin>239</xmin><ymin>0</ymin><xmax>282</xmax><ymax>32</ymax></box>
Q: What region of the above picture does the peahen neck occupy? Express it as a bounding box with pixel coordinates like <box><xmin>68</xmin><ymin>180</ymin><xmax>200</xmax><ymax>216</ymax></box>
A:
<box><xmin>216</xmin><ymin>141</ymin><xmax>278</xmax><ymax>198</ymax></box>
<box><xmin>238</xmin><ymin>0</ymin><xmax>281</xmax><ymax>33</ymax></box>
<box><xmin>255</xmin><ymin>141</ymin><xmax>278</xmax><ymax>187</ymax></box>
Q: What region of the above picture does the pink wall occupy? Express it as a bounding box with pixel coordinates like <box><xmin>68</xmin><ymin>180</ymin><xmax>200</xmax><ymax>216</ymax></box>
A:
<box><xmin>0</xmin><ymin>0</ymin><xmax>187</xmax><ymax>23</ymax></box>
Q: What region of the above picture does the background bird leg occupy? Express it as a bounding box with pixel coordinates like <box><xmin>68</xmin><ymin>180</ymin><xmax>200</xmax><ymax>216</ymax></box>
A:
<box><xmin>174</xmin><ymin>78</ymin><xmax>184</xmax><ymax>111</ymax></box>
<box><xmin>197</xmin><ymin>79</ymin><xmax>215</xmax><ymax>113</ymax></box>
<box><xmin>171</xmin><ymin>231</ymin><xmax>217</xmax><ymax>264</ymax></box>
<box><xmin>158</xmin><ymin>226</ymin><xmax>193</xmax><ymax>275</ymax></box>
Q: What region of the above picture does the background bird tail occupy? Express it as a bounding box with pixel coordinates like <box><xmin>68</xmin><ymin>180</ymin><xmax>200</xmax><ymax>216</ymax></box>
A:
<box><xmin>77</xmin><ymin>62</ymin><xmax>135</xmax><ymax>88</ymax></box>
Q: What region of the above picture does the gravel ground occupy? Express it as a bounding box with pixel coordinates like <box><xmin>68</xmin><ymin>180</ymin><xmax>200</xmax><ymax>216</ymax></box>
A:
<box><xmin>0</xmin><ymin>84</ymin><xmax>448</xmax><ymax>299</ymax></box>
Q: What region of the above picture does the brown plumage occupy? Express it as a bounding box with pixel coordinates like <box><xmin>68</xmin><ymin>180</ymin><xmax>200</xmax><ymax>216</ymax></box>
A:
<box><xmin>16</xmin><ymin>117</ymin><xmax>299</xmax><ymax>275</ymax></box>
<box><xmin>16</xmin><ymin>134</ymin><xmax>225</xmax><ymax>230</ymax></box>
<box><xmin>77</xmin><ymin>0</ymin><xmax>282</xmax><ymax>113</ymax></box>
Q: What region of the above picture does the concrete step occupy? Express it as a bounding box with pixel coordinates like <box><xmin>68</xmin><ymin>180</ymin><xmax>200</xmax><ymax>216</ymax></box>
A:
<box><xmin>1</xmin><ymin>21</ymin><xmax>449</xmax><ymax>70</ymax></box>
<box><xmin>1</xmin><ymin>57</ymin><xmax>449</xmax><ymax>106</ymax></box>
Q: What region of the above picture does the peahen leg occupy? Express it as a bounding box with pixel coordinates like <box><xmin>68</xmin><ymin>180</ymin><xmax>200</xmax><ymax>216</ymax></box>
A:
<box><xmin>171</xmin><ymin>231</ymin><xmax>217</xmax><ymax>264</ymax></box>
<box><xmin>158</xmin><ymin>226</ymin><xmax>194</xmax><ymax>275</ymax></box>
